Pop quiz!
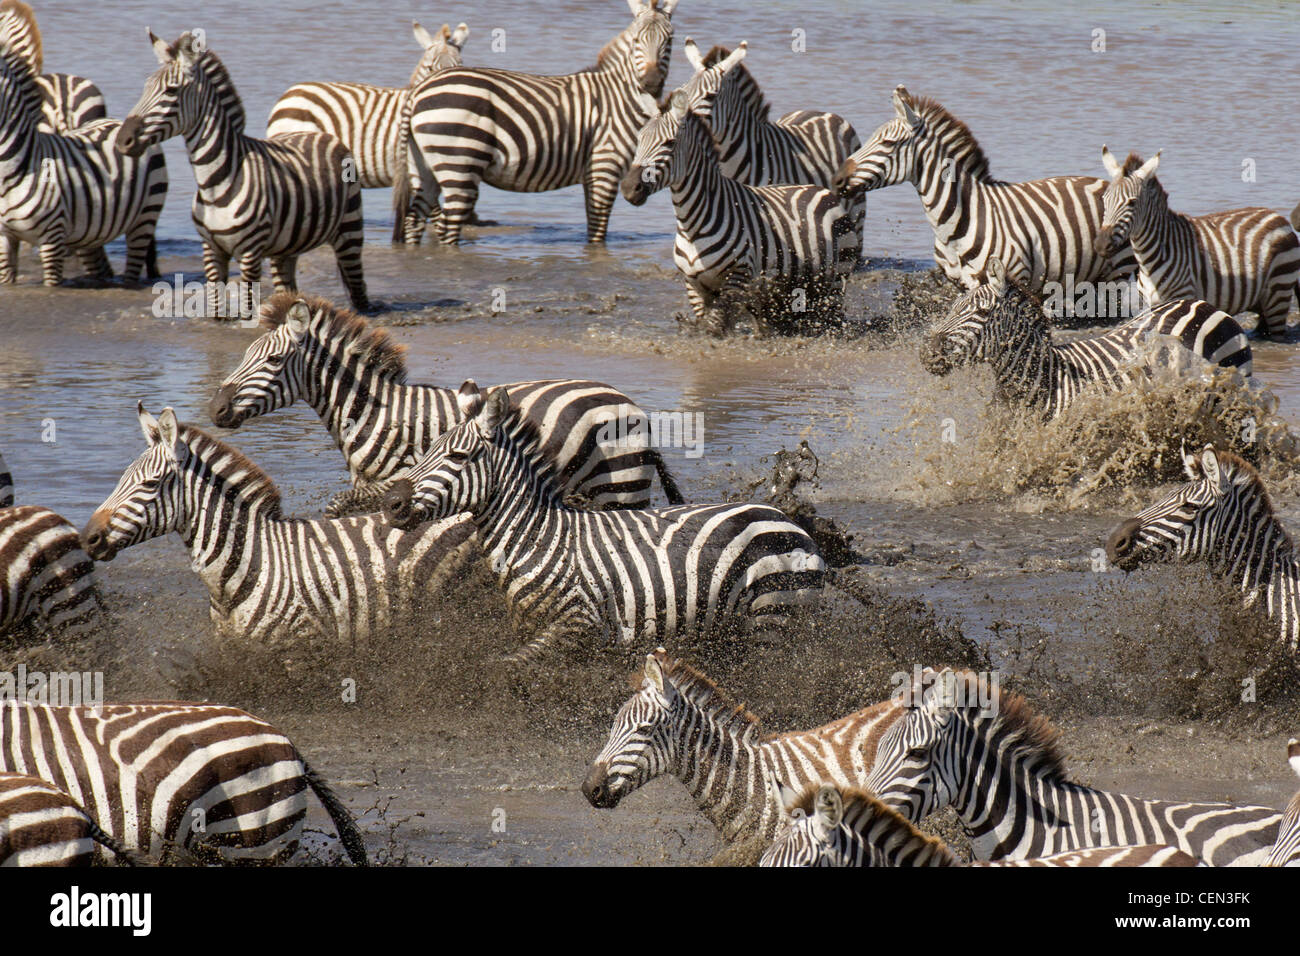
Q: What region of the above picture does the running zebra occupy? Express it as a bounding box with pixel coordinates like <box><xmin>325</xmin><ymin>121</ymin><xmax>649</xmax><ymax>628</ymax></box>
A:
<box><xmin>0</xmin><ymin>29</ymin><xmax>166</xmax><ymax>286</ymax></box>
<box><xmin>1266</xmin><ymin>738</ymin><xmax>1300</xmax><ymax>867</ymax></box>
<box><xmin>1106</xmin><ymin>445</ymin><xmax>1300</xmax><ymax>652</ymax></box>
<box><xmin>1097</xmin><ymin>147</ymin><xmax>1300</xmax><ymax>337</ymax></box>
<box><xmin>760</xmin><ymin>783</ymin><xmax>1199</xmax><ymax>867</ymax></box>
<box><xmin>382</xmin><ymin>386</ymin><xmax>823</xmax><ymax>661</ymax></box>
<box><xmin>0</xmin><ymin>700</ymin><xmax>367</xmax><ymax>864</ymax></box>
<box><xmin>0</xmin><ymin>1</ymin><xmax>108</xmax><ymax>134</ymax></box>
<box><xmin>0</xmin><ymin>448</ymin><xmax>101</xmax><ymax>641</ymax></box>
<box><xmin>622</xmin><ymin>46</ymin><xmax>859</xmax><ymax>335</ymax></box>
<box><xmin>582</xmin><ymin>650</ymin><xmax>902</xmax><ymax>843</ymax></box>
<box><xmin>683</xmin><ymin>39</ymin><xmax>864</xmax><ymax>251</ymax></box>
<box><xmin>81</xmin><ymin>404</ymin><xmax>477</xmax><ymax>646</ymax></box>
<box><xmin>863</xmin><ymin>668</ymin><xmax>1281</xmax><ymax>865</ymax></box>
<box><xmin>403</xmin><ymin>0</ymin><xmax>678</xmax><ymax>245</ymax></box>
<box><xmin>922</xmin><ymin>257</ymin><xmax>1252</xmax><ymax>419</ymax></box>
<box><xmin>118</xmin><ymin>31</ymin><xmax>369</xmax><ymax>315</ymax></box>
<box><xmin>833</xmin><ymin>86</ymin><xmax>1135</xmax><ymax>301</ymax></box>
<box><xmin>267</xmin><ymin>21</ymin><xmax>468</xmax><ymax>246</ymax></box>
<box><xmin>209</xmin><ymin>293</ymin><xmax>683</xmax><ymax>514</ymax></box>
<box><xmin>0</xmin><ymin>772</ymin><xmax>137</xmax><ymax>866</ymax></box>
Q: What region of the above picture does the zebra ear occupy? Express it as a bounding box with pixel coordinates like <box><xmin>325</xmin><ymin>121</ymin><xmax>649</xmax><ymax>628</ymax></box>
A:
<box><xmin>147</xmin><ymin>28</ymin><xmax>172</xmax><ymax>65</ymax></box>
<box><xmin>156</xmin><ymin>408</ymin><xmax>183</xmax><ymax>461</ymax></box>
<box><xmin>812</xmin><ymin>785</ymin><xmax>843</xmax><ymax>839</ymax></box>
<box><xmin>1181</xmin><ymin>440</ymin><xmax>1201</xmax><ymax>480</ymax></box>
<box><xmin>893</xmin><ymin>85</ymin><xmax>921</xmax><ymax>130</ymax></box>
<box><xmin>1200</xmin><ymin>446</ymin><xmax>1222</xmax><ymax>491</ymax></box>
<box><xmin>626</xmin><ymin>0</ymin><xmax>645</xmax><ymax>15</ymax></box>
<box><xmin>985</xmin><ymin>257</ymin><xmax>1007</xmax><ymax>293</ymax></box>
<box><xmin>662</xmin><ymin>0</ymin><xmax>679</xmax><ymax>14</ymax></box>
<box><xmin>478</xmin><ymin>387</ymin><xmax>510</xmax><ymax>436</ymax></box>
<box><xmin>643</xmin><ymin>652</ymin><xmax>666</xmax><ymax>693</ymax></box>
<box><xmin>285</xmin><ymin>300</ymin><xmax>310</xmax><ymax>335</ymax></box>
<box><xmin>683</xmin><ymin>37</ymin><xmax>704</xmax><ymax>72</ymax></box>
<box><xmin>1135</xmin><ymin>150</ymin><xmax>1161</xmax><ymax>181</ymax></box>
<box><xmin>450</xmin><ymin>23</ymin><xmax>470</xmax><ymax>48</ymax></box>
<box><xmin>1287</xmin><ymin>738</ymin><xmax>1299</xmax><ymax>779</ymax></box>
<box><xmin>1100</xmin><ymin>144</ymin><xmax>1123</xmax><ymax>179</ymax></box>
<box><xmin>775</xmin><ymin>779</ymin><xmax>801</xmax><ymax>815</ymax></box>
<box><xmin>175</xmin><ymin>32</ymin><xmax>200</xmax><ymax>70</ymax></box>
<box><xmin>412</xmin><ymin>21</ymin><xmax>437</xmax><ymax>48</ymax></box>
<box><xmin>456</xmin><ymin>379</ymin><xmax>484</xmax><ymax>419</ymax></box>
<box><xmin>137</xmin><ymin>401</ymin><xmax>161</xmax><ymax>445</ymax></box>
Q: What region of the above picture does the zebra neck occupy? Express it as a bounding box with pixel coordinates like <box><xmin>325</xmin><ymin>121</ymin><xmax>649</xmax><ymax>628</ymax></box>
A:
<box><xmin>844</xmin><ymin>807</ymin><xmax>960</xmax><ymax>867</ymax></box>
<box><xmin>984</xmin><ymin>312</ymin><xmax>1063</xmax><ymax>410</ymax></box>
<box><xmin>669</xmin><ymin>118</ymin><xmax>729</xmax><ymax>223</ymax></box>
<box><xmin>669</xmin><ymin>699</ymin><xmax>764</xmax><ymax>838</ymax></box>
<box><xmin>1128</xmin><ymin>186</ymin><xmax>1189</xmax><ymax>277</ymax></box>
<box><xmin>471</xmin><ymin>437</ymin><xmax>574</xmax><ymax>583</ymax></box>
<box><xmin>914</xmin><ymin>142</ymin><xmax>989</xmax><ymax>246</ymax></box>
<box><xmin>0</xmin><ymin>91</ymin><xmax>38</xmax><ymax>175</ymax></box>
<box><xmin>1265</xmin><ymin>555</ymin><xmax>1300</xmax><ymax>649</ymax></box>
<box><xmin>177</xmin><ymin>464</ymin><xmax>273</xmax><ymax>609</ymax></box>
<box><xmin>180</xmin><ymin>97</ymin><xmax>250</xmax><ymax>196</ymax></box>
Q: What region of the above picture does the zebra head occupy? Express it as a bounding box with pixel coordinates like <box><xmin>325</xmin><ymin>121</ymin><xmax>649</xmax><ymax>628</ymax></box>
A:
<box><xmin>1096</xmin><ymin>146</ymin><xmax>1162</xmax><ymax>257</ymax></box>
<box><xmin>408</xmin><ymin>21</ymin><xmax>468</xmax><ymax>86</ymax></box>
<box><xmin>600</xmin><ymin>0</ymin><xmax>676</xmax><ymax>97</ymax></box>
<box><xmin>861</xmin><ymin>667</ymin><xmax>960</xmax><ymax>822</ymax></box>
<box><xmin>209</xmin><ymin>297</ymin><xmax>314</xmax><ymax>429</ymax></box>
<box><xmin>82</xmin><ymin>404</ymin><xmax>189</xmax><ymax>561</ymax></box>
<box><xmin>920</xmin><ymin>258</ymin><xmax>1019</xmax><ymax>375</ymax></box>
<box><xmin>118</xmin><ymin>29</ymin><xmax>217</xmax><ymax>157</ymax></box>
<box><xmin>759</xmin><ymin>783</ymin><xmax>851</xmax><ymax>866</ymax></box>
<box><xmin>383</xmin><ymin>380</ymin><xmax>506</xmax><ymax>529</ymax></box>
<box><xmin>582</xmin><ymin>650</ymin><xmax>684</xmax><ymax>809</ymax></box>
<box><xmin>833</xmin><ymin>85</ymin><xmax>925</xmax><ymax>198</ymax></box>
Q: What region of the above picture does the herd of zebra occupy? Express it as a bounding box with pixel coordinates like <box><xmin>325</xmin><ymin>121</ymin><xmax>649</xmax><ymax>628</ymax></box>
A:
<box><xmin>1</xmin><ymin>0</ymin><xmax>1300</xmax><ymax>868</ymax></box>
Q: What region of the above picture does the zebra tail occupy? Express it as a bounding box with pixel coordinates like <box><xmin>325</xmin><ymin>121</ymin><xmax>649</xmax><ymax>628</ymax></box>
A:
<box><xmin>648</xmin><ymin>449</ymin><xmax>685</xmax><ymax>504</ymax></box>
<box><xmin>88</xmin><ymin>820</ymin><xmax>141</xmax><ymax>866</ymax></box>
<box><xmin>144</xmin><ymin>236</ymin><xmax>160</xmax><ymax>280</ymax></box>
<box><xmin>391</xmin><ymin>93</ymin><xmax>416</xmax><ymax>244</ymax></box>
<box><xmin>302</xmin><ymin>760</ymin><xmax>369</xmax><ymax>866</ymax></box>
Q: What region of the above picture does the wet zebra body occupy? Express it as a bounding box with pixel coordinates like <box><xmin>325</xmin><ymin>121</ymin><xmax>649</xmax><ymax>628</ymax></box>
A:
<box><xmin>0</xmin><ymin>772</ymin><xmax>135</xmax><ymax>866</ymax></box>
<box><xmin>404</xmin><ymin>0</ymin><xmax>677</xmax><ymax>245</ymax></box>
<box><xmin>0</xmin><ymin>701</ymin><xmax>367</xmax><ymax>864</ymax></box>
<box><xmin>1098</xmin><ymin>148</ymin><xmax>1300</xmax><ymax>337</ymax></box>
<box><xmin>383</xmin><ymin>385</ymin><xmax>823</xmax><ymax>660</ymax></box>
<box><xmin>210</xmin><ymin>294</ymin><xmax>682</xmax><ymax>514</ymax></box>
<box><xmin>761</xmin><ymin>784</ymin><xmax>1200</xmax><ymax>867</ymax></box>
<box><xmin>1107</xmin><ymin>446</ymin><xmax>1300</xmax><ymax>652</ymax></box>
<box><xmin>922</xmin><ymin>257</ymin><xmax>1252</xmax><ymax>419</ymax></box>
<box><xmin>834</xmin><ymin>86</ymin><xmax>1135</xmax><ymax>299</ymax></box>
<box><xmin>863</xmin><ymin>668</ymin><xmax>1281</xmax><ymax>865</ymax></box>
<box><xmin>81</xmin><ymin>405</ymin><xmax>477</xmax><ymax>646</ymax></box>
<box><xmin>583</xmin><ymin>650</ymin><xmax>902</xmax><ymax>843</ymax></box>
<box><xmin>119</xmin><ymin>31</ymin><xmax>368</xmax><ymax>314</ymax></box>
<box><xmin>623</xmin><ymin>47</ymin><xmax>858</xmax><ymax>336</ymax></box>
<box><xmin>1266</xmin><ymin>739</ymin><xmax>1300</xmax><ymax>866</ymax></box>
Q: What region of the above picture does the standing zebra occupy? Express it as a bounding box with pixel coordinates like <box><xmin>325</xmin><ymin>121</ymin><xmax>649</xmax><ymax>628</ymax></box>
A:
<box><xmin>0</xmin><ymin>448</ymin><xmax>101</xmax><ymax>641</ymax></box>
<box><xmin>1266</xmin><ymin>738</ymin><xmax>1300</xmax><ymax>866</ymax></box>
<box><xmin>0</xmin><ymin>32</ymin><xmax>166</xmax><ymax>286</ymax></box>
<box><xmin>1106</xmin><ymin>445</ymin><xmax>1300</xmax><ymax>652</ymax></box>
<box><xmin>582</xmin><ymin>650</ymin><xmax>904</xmax><ymax>843</ymax></box>
<box><xmin>0</xmin><ymin>772</ymin><xmax>137</xmax><ymax>866</ymax></box>
<box><xmin>382</xmin><ymin>385</ymin><xmax>823</xmax><ymax>661</ymax></box>
<box><xmin>209</xmin><ymin>293</ymin><xmax>683</xmax><ymax>514</ymax></box>
<box><xmin>682</xmin><ymin>39</ymin><xmax>864</xmax><ymax>253</ymax></box>
<box><xmin>0</xmin><ymin>700</ymin><xmax>367</xmax><ymax>864</ymax></box>
<box><xmin>0</xmin><ymin>1</ymin><xmax>107</xmax><ymax>134</ymax></box>
<box><xmin>403</xmin><ymin>0</ymin><xmax>678</xmax><ymax>245</ymax></box>
<box><xmin>760</xmin><ymin>783</ymin><xmax>1199</xmax><ymax>867</ymax></box>
<box><xmin>267</xmin><ymin>21</ymin><xmax>468</xmax><ymax>246</ymax></box>
<box><xmin>118</xmin><ymin>30</ymin><xmax>369</xmax><ymax>315</ymax></box>
<box><xmin>833</xmin><ymin>86</ymin><xmax>1135</xmax><ymax>301</ymax></box>
<box><xmin>81</xmin><ymin>404</ymin><xmax>477</xmax><ymax>646</ymax></box>
<box><xmin>622</xmin><ymin>46</ymin><xmax>859</xmax><ymax>335</ymax></box>
<box><xmin>1097</xmin><ymin>147</ymin><xmax>1300</xmax><ymax>337</ymax></box>
<box><xmin>863</xmin><ymin>668</ymin><xmax>1281</xmax><ymax>865</ymax></box>
<box><xmin>921</xmin><ymin>257</ymin><xmax>1252</xmax><ymax>419</ymax></box>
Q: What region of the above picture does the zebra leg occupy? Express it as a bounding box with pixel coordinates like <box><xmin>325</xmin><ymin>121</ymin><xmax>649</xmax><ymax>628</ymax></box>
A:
<box><xmin>79</xmin><ymin>247</ymin><xmax>114</xmax><ymax>284</ymax></box>
<box><xmin>0</xmin><ymin>231</ymin><xmax>18</xmax><ymax>283</ymax></box>
<box><xmin>238</xmin><ymin>252</ymin><xmax>263</xmax><ymax>319</ymax></box>
<box><xmin>332</xmin><ymin>229</ymin><xmax>371</xmax><ymax>314</ymax></box>
<box><xmin>203</xmin><ymin>243</ymin><xmax>231</xmax><ymax>318</ymax></box>
<box><xmin>435</xmin><ymin>177</ymin><xmax>479</xmax><ymax>245</ymax></box>
<box><xmin>270</xmin><ymin>256</ymin><xmax>298</xmax><ymax>295</ymax></box>
<box><xmin>121</xmin><ymin>221</ymin><xmax>157</xmax><ymax>285</ymax></box>
<box><xmin>679</xmin><ymin>283</ymin><xmax>713</xmax><ymax>333</ymax></box>
<box><xmin>582</xmin><ymin>169</ymin><xmax>618</xmax><ymax>244</ymax></box>
<box><xmin>38</xmin><ymin>232</ymin><xmax>68</xmax><ymax>286</ymax></box>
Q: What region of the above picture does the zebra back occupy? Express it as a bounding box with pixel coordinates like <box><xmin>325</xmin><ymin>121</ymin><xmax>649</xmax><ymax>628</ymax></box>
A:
<box><xmin>0</xmin><ymin>505</ymin><xmax>99</xmax><ymax>640</ymax></box>
<box><xmin>34</xmin><ymin>72</ymin><xmax>107</xmax><ymax>133</ymax></box>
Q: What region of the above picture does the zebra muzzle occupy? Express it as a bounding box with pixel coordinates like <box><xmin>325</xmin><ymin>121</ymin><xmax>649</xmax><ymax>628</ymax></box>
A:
<box><xmin>581</xmin><ymin>765</ymin><xmax>620</xmax><ymax>808</ymax></box>
<box><xmin>1094</xmin><ymin>229</ymin><xmax>1117</xmax><ymax>257</ymax></box>
<box><xmin>208</xmin><ymin>385</ymin><xmax>244</xmax><ymax>429</ymax></box>
<box><xmin>382</xmin><ymin>479</ymin><xmax>419</xmax><ymax>529</ymax></box>
<box><xmin>1105</xmin><ymin>517</ymin><xmax>1142</xmax><ymax>570</ymax></box>
<box><xmin>116</xmin><ymin>116</ymin><xmax>145</xmax><ymax>157</ymax></box>
<box><xmin>80</xmin><ymin>514</ymin><xmax>117</xmax><ymax>561</ymax></box>
<box><xmin>832</xmin><ymin>159</ymin><xmax>861</xmax><ymax>197</ymax></box>
<box><xmin>621</xmin><ymin>170</ymin><xmax>652</xmax><ymax>206</ymax></box>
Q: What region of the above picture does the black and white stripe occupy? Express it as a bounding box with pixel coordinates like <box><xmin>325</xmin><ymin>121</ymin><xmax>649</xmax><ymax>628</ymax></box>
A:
<box><xmin>1266</xmin><ymin>739</ymin><xmax>1300</xmax><ymax>867</ymax></box>
<box><xmin>404</xmin><ymin>0</ymin><xmax>677</xmax><ymax>244</ymax></box>
<box><xmin>863</xmin><ymin>668</ymin><xmax>1281</xmax><ymax>865</ymax></box>
<box><xmin>0</xmin><ymin>701</ymin><xmax>367</xmax><ymax>864</ymax></box>
<box><xmin>209</xmin><ymin>293</ymin><xmax>683</xmax><ymax>514</ymax></box>
<box><xmin>0</xmin><ymin>0</ymin><xmax>107</xmax><ymax>134</ymax></box>
<box><xmin>118</xmin><ymin>31</ymin><xmax>368</xmax><ymax>314</ymax></box>
<box><xmin>921</xmin><ymin>257</ymin><xmax>1252</xmax><ymax>419</ymax></box>
<box><xmin>81</xmin><ymin>404</ymin><xmax>477</xmax><ymax>646</ymax></box>
<box><xmin>1098</xmin><ymin>147</ymin><xmax>1300</xmax><ymax>337</ymax></box>
<box><xmin>1107</xmin><ymin>445</ymin><xmax>1300</xmax><ymax>652</ymax></box>
<box><xmin>382</xmin><ymin>383</ymin><xmax>823</xmax><ymax>662</ymax></box>
<box><xmin>0</xmin><ymin>772</ymin><xmax>136</xmax><ymax>866</ymax></box>
<box><xmin>834</xmin><ymin>86</ymin><xmax>1135</xmax><ymax>299</ymax></box>
<box><xmin>622</xmin><ymin>46</ymin><xmax>858</xmax><ymax>336</ymax></box>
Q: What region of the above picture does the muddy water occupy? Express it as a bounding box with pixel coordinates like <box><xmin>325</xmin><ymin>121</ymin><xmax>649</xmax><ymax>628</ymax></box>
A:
<box><xmin>2</xmin><ymin>1</ymin><xmax>1299</xmax><ymax>864</ymax></box>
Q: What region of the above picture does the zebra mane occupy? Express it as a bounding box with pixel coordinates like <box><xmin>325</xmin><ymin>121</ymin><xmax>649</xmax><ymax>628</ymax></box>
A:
<box><xmin>260</xmin><ymin>292</ymin><xmax>409</xmax><ymax>384</ymax></box>
<box><xmin>0</xmin><ymin>0</ymin><xmax>41</xmax><ymax>74</ymax></box>
<box><xmin>651</xmin><ymin>651</ymin><xmax>763</xmax><ymax>742</ymax></box>
<box><xmin>1120</xmin><ymin>152</ymin><xmax>1145</xmax><ymax>176</ymax></box>
<box><xmin>176</xmin><ymin>423</ymin><xmax>283</xmax><ymax>519</ymax></box>
<box><xmin>910</xmin><ymin>96</ymin><xmax>999</xmax><ymax>184</ymax></box>
<box><xmin>970</xmin><ymin>682</ymin><xmax>1068</xmax><ymax>781</ymax></box>
<box><xmin>491</xmin><ymin>408</ymin><xmax>564</xmax><ymax>501</ymax></box>
<box><xmin>169</xmin><ymin>41</ymin><xmax>246</xmax><ymax>135</ymax></box>
<box><xmin>787</xmin><ymin>783</ymin><xmax>956</xmax><ymax>858</ymax></box>
<box><xmin>1213</xmin><ymin>450</ymin><xmax>1292</xmax><ymax>549</ymax></box>
<box><xmin>700</xmin><ymin>45</ymin><xmax>769</xmax><ymax>122</ymax></box>
<box><xmin>994</xmin><ymin>271</ymin><xmax>1050</xmax><ymax>327</ymax></box>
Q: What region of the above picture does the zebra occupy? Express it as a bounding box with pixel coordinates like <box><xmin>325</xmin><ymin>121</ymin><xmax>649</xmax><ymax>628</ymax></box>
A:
<box><xmin>0</xmin><ymin>772</ymin><xmax>137</xmax><ymax>866</ymax></box>
<box><xmin>582</xmin><ymin>650</ymin><xmax>904</xmax><ymax>843</ymax></box>
<box><xmin>382</xmin><ymin>385</ymin><xmax>824</xmax><ymax>661</ymax></box>
<box><xmin>118</xmin><ymin>30</ymin><xmax>369</xmax><ymax>315</ymax></box>
<box><xmin>621</xmin><ymin>46</ymin><xmax>859</xmax><ymax>336</ymax></box>
<box><xmin>1097</xmin><ymin>147</ymin><xmax>1300</xmax><ymax>338</ymax></box>
<box><xmin>208</xmin><ymin>292</ymin><xmax>684</xmax><ymax>515</ymax></box>
<box><xmin>1106</xmin><ymin>444</ymin><xmax>1300</xmax><ymax>652</ymax></box>
<box><xmin>267</xmin><ymin>21</ymin><xmax>468</xmax><ymax>246</ymax></box>
<box><xmin>760</xmin><ymin>783</ymin><xmax>1200</xmax><ymax>867</ymax></box>
<box><xmin>402</xmin><ymin>0</ymin><xmax>678</xmax><ymax>245</ymax></box>
<box><xmin>0</xmin><ymin>700</ymin><xmax>367</xmax><ymax>864</ymax></box>
<box><xmin>921</xmin><ymin>257</ymin><xmax>1253</xmax><ymax>419</ymax></box>
<box><xmin>0</xmin><ymin>447</ymin><xmax>101</xmax><ymax>641</ymax></box>
<box><xmin>832</xmin><ymin>85</ymin><xmax>1135</xmax><ymax>303</ymax></box>
<box><xmin>80</xmin><ymin>404</ymin><xmax>478</xmax><ymax>647</ymax></box>
<box><xmin>863</xmin><ymin>667</ymin><xmax>1282</xmax><ymax>865</ymax></box>
<box><xmin>1266</xmin><ymin>738</ymin><xmax>1300</xmax><ymax>866</ymax></box>
<box><xmin>682</xmin><ymin>38</ymin><xmax>864</xmax><ymax>254</ymax></box>
<box><xmin>0</xmin><ymin>0</ymin><xmax>108</xmax><ymax>134</ymax></box>
<box><xmin>0</xmin><ymin>30</ymin><xmax>166</xmax><ymax>286</ymax></box>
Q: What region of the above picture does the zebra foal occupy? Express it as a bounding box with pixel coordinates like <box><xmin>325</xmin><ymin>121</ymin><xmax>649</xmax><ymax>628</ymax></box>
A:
<box><xmin>0</xmin><ymin>772</ymin><xmax>136</xmax><ymax>866</ymax></box>
<box><xmin>382</xmin><ymin>383</ymin><xmax>823</xmax><ymax>661</ymax></box>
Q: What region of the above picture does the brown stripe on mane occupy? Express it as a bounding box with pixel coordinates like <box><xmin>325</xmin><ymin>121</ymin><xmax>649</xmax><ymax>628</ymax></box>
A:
<box><xmin>909</xmin><ymin>95</ymin><xmax>999</xmax><ymax>184</ymax></box>
<box><xmin>700</xmin><ymin>44</ymin><xmax>768</xmax><ymax>121</ymax></box>
<box><xmin>970</xmin><ymin>677</ymin><xmax>1068</xmax><ymax>781</ymax></box>
<box><xmin>648</xmin><ymin>649</ymin><xmax>764</xmax><ymax>742</ymax></box>
<box><xmin>258</xmin><ymin>291</ymin><xmax>409</xmax><ymax>384</ymax></box>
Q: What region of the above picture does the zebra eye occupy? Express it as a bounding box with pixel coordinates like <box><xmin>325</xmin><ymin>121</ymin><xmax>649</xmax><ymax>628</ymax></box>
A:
<box><xmin>445</xmin><ymin>450</ymin><xmax>470</xmax><ymax>464</ymax></box>
<box><xmin>906</xmin><ymin>746</ymin><xmax>928</xmax><ymax>758</ymax></box>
